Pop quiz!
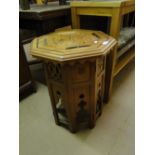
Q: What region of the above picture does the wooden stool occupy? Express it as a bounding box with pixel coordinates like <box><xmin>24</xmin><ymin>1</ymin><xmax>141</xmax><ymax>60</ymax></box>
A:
<box><xmin>30</xmin><ymin>29</ymin><xmax>116</xmax><ymax>133</ymax></box>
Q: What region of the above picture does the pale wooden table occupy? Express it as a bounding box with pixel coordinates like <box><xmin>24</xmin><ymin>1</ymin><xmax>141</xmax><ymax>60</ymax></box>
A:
<box><xmin>71</xmin><ymin>0</ymin><xmax>135</xmax><ymax>101</ymax></box>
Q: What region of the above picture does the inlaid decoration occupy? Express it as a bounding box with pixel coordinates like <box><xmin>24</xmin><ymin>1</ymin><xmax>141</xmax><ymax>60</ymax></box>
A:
<box><xmin>30</xmin><ymin>29</ymin><xmax>116</xmax><ymax>61</ymax></box>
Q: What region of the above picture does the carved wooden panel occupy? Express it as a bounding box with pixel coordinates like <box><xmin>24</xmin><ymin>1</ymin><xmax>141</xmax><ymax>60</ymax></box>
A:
<box><xmin>51</xmin><ymin>82</ymin><xmax>69</xmax><ymax>125</ymax></box>
<box><xmin>44</xmin><ymin>57</ymin><xmax>106</xmax><ymax>132</ymax></box>
<box><xmin>47</xmin><ymin>62</ymin><xmax>62</xmax><ymax>82</ymax></box>
<box><xmin>96</xmin><ymin>73</ymin><xmax>104</xmax><ymax>116</ymax></box>
<box><xmin>96</xmin><ymin>56</ymin><xmax>105</xmax><ymax>76</ymax></box>
<box><xmin>71</xmin><ymin>62</ymin><xmax>90</xmax><ymax>83</ymax></box>
<box><xmin>73</xmin><ymin>85</ymin><xmax>89</xmax><ymax>112</ymax></box>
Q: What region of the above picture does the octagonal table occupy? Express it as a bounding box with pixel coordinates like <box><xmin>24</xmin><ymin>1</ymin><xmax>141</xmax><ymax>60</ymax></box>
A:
<box><xmin>30</xmin><ymin>29</ymin><xmax>116</xmax><ymax>132</ymax></box>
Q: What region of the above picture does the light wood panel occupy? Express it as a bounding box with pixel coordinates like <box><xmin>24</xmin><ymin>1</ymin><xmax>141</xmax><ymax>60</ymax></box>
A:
<box><xmin>77</xmin><ymin>8</ymin><xmax>112</xmax><ymax>17</ymax></box>
<box><xmin>114</xmin><ymin>48</ymin><xmax>135</xmax><ymax>76</ymax></box>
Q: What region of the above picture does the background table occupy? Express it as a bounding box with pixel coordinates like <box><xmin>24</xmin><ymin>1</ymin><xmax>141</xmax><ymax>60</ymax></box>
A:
<box><xmin>19</xmin><ymin>2</ymin><xmax>71</xmax><ymax>36</ymax></box>
<box><xmin>71</xmin><ymin>0</ymin><xmax>135</xmax><ymax>101</ymax></box>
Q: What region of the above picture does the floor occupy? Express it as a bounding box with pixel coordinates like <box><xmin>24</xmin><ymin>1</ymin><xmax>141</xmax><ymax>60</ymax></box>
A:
<box><xmin>19</xmin><ymin>61</ymin><xmax>135</xmax><ymax>155</ymax></box>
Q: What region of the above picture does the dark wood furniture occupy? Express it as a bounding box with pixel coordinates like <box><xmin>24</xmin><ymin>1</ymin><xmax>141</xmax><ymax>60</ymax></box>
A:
<box><xmin>19</xmin><ymin>1</ymin><xmax>71</xmax><ymax>36</ymax></box>
<box><xmin>20</xmin><ymin>2</ymin><xmax>71</xmax><ymax>99</ymax></box>
<box><xmin>30</xmin><ymin>29</ymin><xmax>116</xmax><ymax>132</ymax></box>
<box><xmin>19</xmin><ymin>39</ymin><xmax>36</xmax><ymax>101</ymax></box>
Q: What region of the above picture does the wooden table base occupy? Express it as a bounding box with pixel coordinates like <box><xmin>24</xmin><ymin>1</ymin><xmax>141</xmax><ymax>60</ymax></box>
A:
<box><xmin>44</xmin><ymin>57</ymin><xmax>105</xmax><ymax>132</ymax></box>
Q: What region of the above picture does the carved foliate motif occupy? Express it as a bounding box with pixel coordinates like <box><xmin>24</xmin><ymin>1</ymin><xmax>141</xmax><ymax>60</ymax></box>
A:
<box><xmin>47</xmin><ymin>62</ymin><xmax>62</xmax><ymax>81</ymax></box>
<box><xmin>96</xmin><ymin>76</ymin><xmax>103</xmax><ymax>114</ymax></box>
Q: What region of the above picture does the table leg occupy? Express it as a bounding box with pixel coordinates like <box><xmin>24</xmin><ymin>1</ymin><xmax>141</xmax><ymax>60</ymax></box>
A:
<box><xmin>104</xmin><ymin>47</ymin><xmax>116</xmax><ymax>102</ymax></box>
<box><xmin>71</xmin><ymin>8</ymin><xmax>80</xmax><ymax>29</ymax></box>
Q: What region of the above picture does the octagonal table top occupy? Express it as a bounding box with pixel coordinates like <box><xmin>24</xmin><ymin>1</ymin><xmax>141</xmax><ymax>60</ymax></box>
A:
<box><xmin>30</xmin><ymin>29</ymin><xmax>117</xmax><ymax>62</ymax></box>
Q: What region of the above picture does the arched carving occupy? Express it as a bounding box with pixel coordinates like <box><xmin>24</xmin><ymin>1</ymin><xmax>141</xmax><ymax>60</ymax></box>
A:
<box><xmin>76</xmin><ymin>94</ymin><xmax>89</xmax><ymax>123</ymax></box>
<box><xmin>55</xmin><ymin>90</ymin><xmax>68</xmax><ymax>125</ymax></box>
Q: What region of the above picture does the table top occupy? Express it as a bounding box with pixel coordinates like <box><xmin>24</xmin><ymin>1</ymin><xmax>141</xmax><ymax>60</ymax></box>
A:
<box><xmin>19</xmin><ymin>2</ymin><xmax>70</xmax><ymax>13</ymax></box>
<box><xmin>71</xmin><ymin>0</ymin><xmax>134</xmax><ymax>8</ymax></box>
<box><xmin>30</xmin><ymin>29</ymin><xmax>117</xmax><ymax>62</ymax></box>
<box><xmin>19</xmin><ymin>2</ymin><xmax>70</xmax><ymax>20</ymax></box>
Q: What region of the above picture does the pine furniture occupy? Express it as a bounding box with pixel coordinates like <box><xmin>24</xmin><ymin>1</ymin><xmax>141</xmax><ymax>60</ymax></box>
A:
<box><xmin>71</xmin><ymin>0</ymin><xmax>135</xmax><ymax>101</ymax></box>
